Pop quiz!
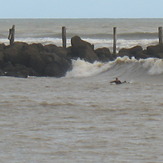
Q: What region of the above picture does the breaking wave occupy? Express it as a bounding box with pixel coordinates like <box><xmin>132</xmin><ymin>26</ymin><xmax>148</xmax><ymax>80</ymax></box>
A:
<box><xmin>66</xmin><ymin>57</ymin><xmax>163</xmax><ymax>83</ymax></box>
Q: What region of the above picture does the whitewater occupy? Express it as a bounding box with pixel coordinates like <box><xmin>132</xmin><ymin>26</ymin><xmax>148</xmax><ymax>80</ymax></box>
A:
<box><xmin>66</xmin><ymin>57</ymin><xmax>163</xmax><ymax>83</ymax></box>
<box><xmin>0</xmin><ymin>19</ymin><xmax>163</xmax><ymax>163</ymax></box>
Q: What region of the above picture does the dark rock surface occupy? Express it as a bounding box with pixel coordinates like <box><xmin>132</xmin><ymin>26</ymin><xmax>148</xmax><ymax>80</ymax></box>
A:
<box><xmin>95</xmin><ymin>47</ymin><xmax>115</xmax><ymax>62</ymax></box>
<box><xmin>68</xmin><ymin>36</ymin><xmax>99</xmax><ymax>63</ymax></box>
<box><xmin>146</xmin><ymin>44</ymin><xmax>163</xmax><ymax>58</ymax></box>
<box><xmin>118</xmin><ymin>46</ymin><xmax>147</xmax><ymax>59</ymax></box>
<box><xmin>0</xmin><ymin>42</ymin><xmax>72</xmax><ymax>78</ymax></box>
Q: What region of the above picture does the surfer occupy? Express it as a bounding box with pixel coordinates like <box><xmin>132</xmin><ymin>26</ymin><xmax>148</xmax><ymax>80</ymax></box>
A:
<box><xmin>110</xmin><ymin>77</ymin><xmax>126</xmax><ymax>84</ymax></box>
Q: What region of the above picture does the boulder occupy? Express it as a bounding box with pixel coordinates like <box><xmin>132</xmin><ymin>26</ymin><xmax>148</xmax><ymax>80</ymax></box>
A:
<box><xmin>3</xmin><ymin>63</ymin><xmax>38</xmax><ymax>78</ymax></box>
<box><xmin>44</xmin><ymin>44</ymin><xmax>68</xmax><ymax>58</ymax></box>
<box><xmin>157</xmin><ymin>53</ymin><xmax>163</xmax><ymax>58</ymax></box>
<box><xmin>0</xmin><ymin>51</ymin><xmax>4</xmax><ymax>67</ymax></box>
<box><xmin>146</xmin><ymin>44</ymin><xmax>163</xmax><ymax>58</ymax></box>
<box><xmin>118</xmin><ymin>46</ymin><xmax>146</xmax><ymax>59</ymax></box>
<box><xmin>43</xmin><ymin>51</ymin><xmax>72</xmax><ymax>77</ymax></box>
<box><xmin>1</xmin><ymin>42</ymin><xmax>72</xmax><ymax>77</ymax></box>
<box><xmin>69</xmin><ymin>36</ymin><xmax>98</xmax><ymax>63</ymax></box>
<box><xmin>22</xmin><ymin>43</ymin><xmax>46</xmax><ymax>74</ymax></box>
<box><xmin>0</xmin><ymin>43</ymin><xmax>5</xmax><ymax>51</ymax></box>
<box><xmin>128</xmin><ymin>46</ymin><xmax>143</xmax><ymax>54</ymax></box>
<box><xmin>95</xmin><ymin>47</ymin><xmax>114</xmax><ymax>62</ymax></box>
<box><xmin>0</xmin><ymin>69</ymin><xmax>4</xmax><ymax>76</ymax></box>
<box><xmin>4</xmin><ymin>42</ymin><xmax>28</xmax><ymax>65</ymax></box>
<box><xmin>3</xmin><ymin>43</ymin><xmax>47</xmax><ymax>76</ymax></box>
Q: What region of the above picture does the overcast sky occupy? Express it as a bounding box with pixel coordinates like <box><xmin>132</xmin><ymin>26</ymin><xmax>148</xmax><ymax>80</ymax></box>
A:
<box><xmin>1</xmin><ymin>0</ymin><xmax>163</xmax><ymax>18</ymax></box>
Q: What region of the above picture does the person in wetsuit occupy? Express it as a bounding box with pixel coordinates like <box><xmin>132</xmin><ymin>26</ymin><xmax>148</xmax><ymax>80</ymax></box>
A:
<box><xmin>110</xmin><ymin>78</ymin><xmax>127</xmax><ymax>84</ymax></box>
<box><xmin>110</xmin><ymin>77</ymin><xmax>122</xmax><ymax>84</ymax></box>
<box><xmin>110</xmin><ymin>78</ymin><xmax>128</xmax><ymax>84</ymax></box>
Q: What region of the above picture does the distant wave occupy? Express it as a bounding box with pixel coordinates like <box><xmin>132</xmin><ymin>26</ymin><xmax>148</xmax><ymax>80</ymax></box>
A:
<box><xmin>0</xmin><ymin>36</ymin><xmax>158</xmax><ymax>51</ymax></box>
<box><xmin>0</xmin><ymin>34</ymin><xmax>6</xmax><ymax>38</ymax></box>
<box><xmin>40</xmin><ymin>32</ymin><xmax>157</xmax><ymax>40</ymax></box>
<box><xmin>1</xmin><ymin>32</ymin><xmax>156</xmax><ymax>40</ymax></box>
<box><xmin>0</xmin><ymin>31</ymin><xmax>159</xmax><ymax>50</ymax></box>
<box><xmin>118</xmin><ymin>32</ymin><xmax>158</xmax><ymax>40</ymax></box>
<box><xmin>82</xmin><ymin>32</ymin><xmax>158</xmax><ymax>40</ymax></box>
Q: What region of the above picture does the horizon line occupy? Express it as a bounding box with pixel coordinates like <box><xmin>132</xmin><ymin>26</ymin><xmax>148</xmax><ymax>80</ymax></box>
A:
<box><xmin>0</xmin><ymin>17</ymin><xmax>163</xmax><ymax>19</ymax></box>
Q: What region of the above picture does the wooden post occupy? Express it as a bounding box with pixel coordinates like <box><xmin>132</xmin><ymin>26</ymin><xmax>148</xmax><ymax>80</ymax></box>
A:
<box><xmin>113</xmin><ymin>27</ymin><xmax>117</xmax><ymax>54</ymax></box>
<box><xmin>8</xmin><ymin>25</ymin><xmax>15</xmax><ymax>45</ymax></box>
<box><xmin>62</xmin><ymin>26</ymin><xmax>66</xmax><ymax>48</ymax></box>
<box><xmin>158</xmin><ymin>27</ymin><xmax>163</xmax><ymax>45</ymax></box>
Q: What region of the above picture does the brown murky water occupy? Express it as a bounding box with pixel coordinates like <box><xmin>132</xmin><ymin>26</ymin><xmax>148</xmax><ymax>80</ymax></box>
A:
<box><xmin>0</xmin><ymin>74</ymin><xmax>163</xmax><ymax>163</ymax></box>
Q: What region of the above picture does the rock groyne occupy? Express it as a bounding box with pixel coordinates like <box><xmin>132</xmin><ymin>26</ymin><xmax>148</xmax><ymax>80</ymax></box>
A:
<box><xmin>0</xmin><ymin>36</ymin><xmax>163</xmax><ymax>78</ymax></box>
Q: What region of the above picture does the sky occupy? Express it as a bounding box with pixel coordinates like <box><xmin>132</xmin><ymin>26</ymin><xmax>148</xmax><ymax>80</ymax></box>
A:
<box><xmin>1</xmin><ymin>0</ymin><xmax>163</xmax><ymax>18</ymax></box>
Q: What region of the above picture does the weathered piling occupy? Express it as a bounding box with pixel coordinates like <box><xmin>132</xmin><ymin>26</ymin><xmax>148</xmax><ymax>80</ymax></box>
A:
<box><xmin>62</xmin><ymin>26</ymin><xmax>66</xmax><ymax>48</ymax></box>
<box><xmin>8</xmin><ymin>25</ymin><xmax>15</xmax><ymax>45</ymax></box>
<box><xmin>113</xmin><ymin>27</ymin><xmax>117</xmax><ymax>54</ymax></box>
<box><xmin>158</xmin><ymin>27</ymin><xmax>163</xmax><ymax>45</ymax></box>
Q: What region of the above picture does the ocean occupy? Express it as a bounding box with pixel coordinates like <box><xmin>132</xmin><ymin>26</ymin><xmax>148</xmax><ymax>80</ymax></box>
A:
<box><xmin>0</xmin><ymin>19</ymin><xmax>163</xmax><ymax>163</ymax></box>
<box><xmin>0</xmin><ymin>18</ymin><xmax>163</xmax><ymax>50</ymax></box>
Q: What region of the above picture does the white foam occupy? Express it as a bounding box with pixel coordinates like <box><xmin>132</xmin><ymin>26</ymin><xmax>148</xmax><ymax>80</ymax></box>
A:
<box><xmin>66</xmin><ymin>59</ymin><xmax>114</xmax><ymax>78</ymax></box>
<box><xmin>0</xmin><ymin>37</ymin><xmax>158</xmax><ymax>51</ymax></box>
<box><xmin>143</xmin><ymin>58</ymin><xmax>163</xmax><ymax>75</ymax></box>
<box><xmin>66</xmin><ymin>57</ymin><xmax>163</xmax><ymax>80</ymax></box>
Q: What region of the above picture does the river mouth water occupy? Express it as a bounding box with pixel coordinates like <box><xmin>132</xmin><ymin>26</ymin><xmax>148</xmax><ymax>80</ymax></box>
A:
<box><xmin>0</xmin><ymin>74</ymin><xmax>163</xmax><ymax>163</ymax></box>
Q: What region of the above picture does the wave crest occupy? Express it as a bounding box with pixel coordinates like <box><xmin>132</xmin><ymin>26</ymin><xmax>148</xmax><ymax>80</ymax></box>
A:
<box><xmin>142</xmin><ymin>58</ymin><xmax>163</xmax><ymax>75</ymax></box>
<box><xmin>66</xmin><ymin>57</ymin><xmax>163</xmax><ymax>83</ymax></box>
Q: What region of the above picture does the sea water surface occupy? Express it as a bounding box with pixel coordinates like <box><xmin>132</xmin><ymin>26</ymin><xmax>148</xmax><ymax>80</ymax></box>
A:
<box><xmin>0</xmin><ymin>18</ymin><xmax>163</xmax><ymax>50</ymax></box>
<box><xmin>1</xmin><ymin>57</ymin><xmax>163</xmax><ymax>163</ymax></box>
<box><xmin>0</xmin><ymin>19</ymin><xmax>163</xmax><ymax>163</ymax></box>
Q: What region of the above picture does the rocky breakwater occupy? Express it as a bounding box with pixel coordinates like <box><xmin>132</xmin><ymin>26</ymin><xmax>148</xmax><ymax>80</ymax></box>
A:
<box><xmin>0</xmin><ymin>36</ymin><xmax>115</xmax><ymax>78</ymax></box>
<box><xmin>0</xmin><ymin>35</ymin><xmax>163</xmax><ymax>78</ymax></box>
<box><xmin>118</xmin><ymin>44</ymin><xmax>163</xmax><ymax>59</ymax></box>
<box><xmin>0</xmin><ymin>42</ymin><xmax>72</xmax><ymax>78</ymax></box>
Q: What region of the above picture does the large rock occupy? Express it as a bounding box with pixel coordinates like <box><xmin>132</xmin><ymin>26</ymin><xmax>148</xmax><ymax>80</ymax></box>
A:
<box><xmin>22</xmin><ymin>43</ymin><xmax>46</xmax><ymax>75</ymax></box>
<box><xmin>0</xmin><ymin>51</ymin><xmax>4</xmax><ymax>67</ymax></box>
<box><xmin>118</xmin><ymin>45</ymin><xmax>147</xmax><ymax>59</ymax></box>
<box><xmin>43</xmin><ymin>52</ymin><xmax>72</xmax><ymax>77</ymax></box>
<box><xmin>69</xmin><ymin>36</ymin><xmax>98</xmax><ymax>63</ymax></box>
<box><xmin>146</xmin><ymin>44</ymin><xmax>163</xmax><ymax>58</ymax></box>
<box><xmin>157</xmin><ymin>53</ymin><xmax>163</xmax><ymax>58</ymax></box>
<box><xmin>0</xmin><ymin>43</ymin><xmax>5</xmax><ymax>51</ymax></box>
<box><xmin>1</xmin><ymin>42</ymin><xmax>72</xmax><ymax>77</ymax></box>
<box><xmin>44</xmin><ymin>44</ymin><xmax>68</xmax><ymax>58</ymax></box>
<box><xmin>3</xmin><ymin>62</ymin><xmax>38</xmax><ymax>78</ymax></box>
<box><xmin>44</xmin><ymin>61</ymin><xmax>70</xmax><ymax>77</ymax></box>
<box><xmin>0</xmin><ymin>44</ymin><xmax>5</xmax><ymax>67</ymax></box>
<box><xmin>4</xmin><ymin>42</ymin><xmax>28</xmax><ymax>65</ymax></box>
<box><xmin>95</xmin><ymin>47</ymin><xmax>114</xmax><ymax>62</ymax></box>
